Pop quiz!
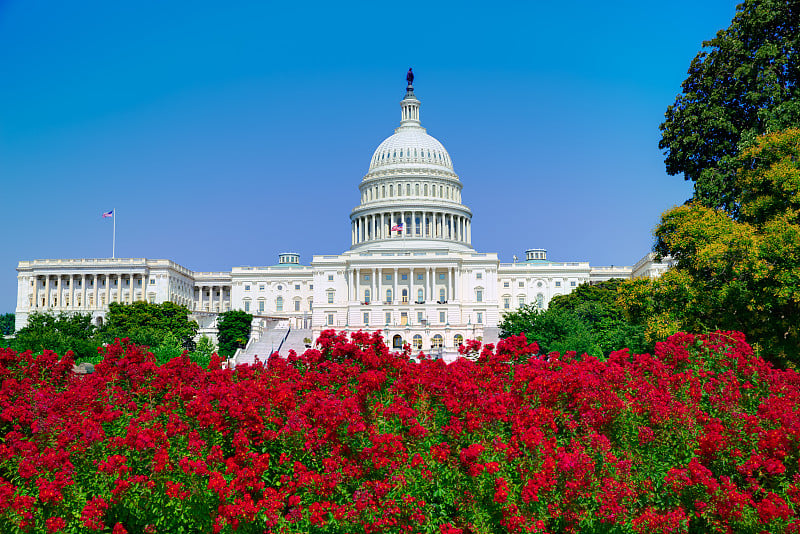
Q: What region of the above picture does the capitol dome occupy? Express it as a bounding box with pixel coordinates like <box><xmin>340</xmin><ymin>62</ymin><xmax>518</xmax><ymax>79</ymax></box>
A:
<box><xmin>349</xmin><ymin>78</ymin><xmax>473</xmax><ymax>253</ymax></box>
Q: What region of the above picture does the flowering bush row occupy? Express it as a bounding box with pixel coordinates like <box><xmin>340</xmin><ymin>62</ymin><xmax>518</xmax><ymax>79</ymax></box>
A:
<box><xmin>0</xmin><ymin>330</ymin><xmax>799</xmax><ymax>533</ymax></box>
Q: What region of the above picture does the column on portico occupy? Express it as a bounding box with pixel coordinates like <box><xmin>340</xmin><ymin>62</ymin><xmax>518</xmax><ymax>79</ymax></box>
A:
<box><xmin>105</xmin><ymin>275</ymin><xmax>111</xmax><ymax>307</ymax></box>
<box><xmin>467</xmin><ymin>220</ymin><xmax>471</xmax><ymax>243</ymax></box>
<box><xmin>56</xmin><ymin>275</ymin><xmax>62</xmax><ymax>309</ymax></box>
<box><xmin>372</xmin><ymin>268</ymin><xmax>377</xmax><ymax>304</ymax></box>
<box><xmin>393</xmin><ymin>267</ymin><xmax>398</xmax><ymax>304</ymax></box>
<box><xmin>81</xmin><ymin>274</ymin><xmax>86</xmax><ymax>309</ymax></box>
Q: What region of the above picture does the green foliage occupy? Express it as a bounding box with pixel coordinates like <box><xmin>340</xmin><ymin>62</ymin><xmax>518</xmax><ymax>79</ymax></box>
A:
<box><xmin>0</xmin><ymin>313</ymin><xmax>14</xmax><ymax>336</ymax></box>
<box><xmin>621</xmin><ymin>129</ymin><xmax>800</xmax><ymax>365</ymax></box>
<box><xmin>659</xmin><ymin>0</ymin><xmax>800</xmax><ymax>212</ymax></box>
<box><xmin>12</xmin><ymin>311</ymin><xmax>99</xmax><ymax>361</ymax></box>
<box><xmin>101</xmin><ymin>301</ymin><xmax>198</xmax><ymax>350</ymax></box>
<box><xmin>499</xmin><ymin>305</ymin><xmax>602</xmax><ymax>357</ymax></box>
<box><xmin>216</xmin><ymin>310</ymin><xmax>252</xmax><ymax>357</ymax></box>
<box><xmin>501</xmin><ymin>280</ymin><xmax>648</xmax><ymax>357</ymax></box>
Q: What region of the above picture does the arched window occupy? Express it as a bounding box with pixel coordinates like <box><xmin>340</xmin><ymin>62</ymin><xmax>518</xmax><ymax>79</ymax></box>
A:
<box><xmin>364</xmin><ymin>289</ymin><xmax>370</xmax><ymax>304</ymax></box>
<box><xmin>454</xmin><ymin>334</ymin><xmax>463</xmax><ymax>346</ymax></box>
<box><xmin>401</xmin><ymin>288</ymin><xmax>408</xmax><ymax>304</ymax></box>
<box><xmin>386</xmin><ymin>288</ymin><xmax>392</xmax><ymax>303</ymax></box>
<box><xmin>424</xmin><ymin>184</ymin><xmax>428</xmax><ymax>196</ymax></box>
<box><xmin>432</xmin><ymin>334</ymin><xmax>443</xmax><ymax>348</ymax></box>
<box><xmin>390</xmin><ymin>184</ymin><xmax>394</xmax><ymax>196</ymax></box>
<box><xmin>415</xmin><ymin>183</ymin><xmax>420</xmax><ymax>195</ymax></box>
<box><xmin>406</xmin><ymin>184</ymin><xmax>411</xmax><ymax>195</ymax></box>
<box><xmin>392</xmin><ymin>334</ymin><xmax>403</xmax><ymax>349</ymax></box>
<box><xmin>413</xmin><ymin>334</ymin><xmax>422</xmax><ymax>349</ymax></box>
<box><xmin>276</xmin><ymin>296</ymin><xmax>283</xmax><ymax>311</ymax></box>
<box><xmin>536</xmin><ymin>293</ymin><xmax>544</xmax><ymax>309</ymax></box>
<box><xmin>417</xmin><ymin>288</ymin><xmax>424</xmax><ymax>302</ymax></box>
<box><xmin>439</xmin><ymin>288</ymin><xmax>446</xmax><ymax>302</ymax></box>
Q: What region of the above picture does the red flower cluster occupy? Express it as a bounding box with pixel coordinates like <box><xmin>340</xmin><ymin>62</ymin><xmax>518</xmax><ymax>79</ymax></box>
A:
<box><xmin>0</xmin><ymin>329</ymin><xmax>799</xmax><ymax>532</ymax></box>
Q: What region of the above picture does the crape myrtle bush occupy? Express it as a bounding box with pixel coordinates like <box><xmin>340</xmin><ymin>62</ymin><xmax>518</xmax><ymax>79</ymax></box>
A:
<box><xmin>1</xmin><ymin>331</ymin><xmax>799</xmax><ymax>533</ymax></box>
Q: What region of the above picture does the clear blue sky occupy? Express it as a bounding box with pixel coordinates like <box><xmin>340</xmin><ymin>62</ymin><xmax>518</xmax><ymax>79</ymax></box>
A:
<box><xmin>0</xmin><ymin>1</ymin><xmax>739</xmax><ymax>313</ymax></box>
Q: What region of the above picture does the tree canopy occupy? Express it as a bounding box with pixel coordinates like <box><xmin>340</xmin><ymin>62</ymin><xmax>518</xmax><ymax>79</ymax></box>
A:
<box><xmin>13</xmin><ymin>311</ymin><xmax>98</xmax><ymax>360</ymax></box>
<box><xmin>500</xmin><ymin>279</ymin><xmax>648</xmax><ymax>357</ymax></box>
<box><xmin>659</xmin><ymin>0</ymin><xmax>800</xmax><ymax>212</ymax></box>
<box><xmin>100</xmin><ymin>301</ymin><xmax>198</xmax><ymax>349</ymax></box>
<box><xmin>217</xmin><ymin>310</ymin><xmax>252</xmax><ymax>357</ymax></box>
<box><xmin>0</xmin><ymin>313</ymin><xmax>14</xmax><ymax>336</ymax></box>
<box><xmin>621</xmin><ymin>129</ymin><xmax>800</xmax><ymax>365</ymax></box>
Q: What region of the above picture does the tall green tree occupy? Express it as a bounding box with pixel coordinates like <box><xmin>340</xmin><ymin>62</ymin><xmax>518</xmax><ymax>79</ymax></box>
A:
<box><xmin>621</xmin><ymin>129</ymin><xmax>800</xmax><ymax>365</ymax></box>
<box><xmin>659</xmin><ymin>0</ymin><xmax>800</xmax><ymax>212</ymax></box>
<box><xmin>101</xmin><ymin>301</ymin><xmax>198</xmax><ymax>349</ymax></box>
<box><xmin>217</xmin><ymin>310</ymin><xmax>252</xmax><ymax>357</ymax></box>
<box><xmin>0</xmin><ymin>313</ymin><xmax>14</xmax><ymax>336</ymax></box>
<box><xmin>13</xmin><ymin>311</ymin><xmax>98</xmax><ymax>360</ymax></box>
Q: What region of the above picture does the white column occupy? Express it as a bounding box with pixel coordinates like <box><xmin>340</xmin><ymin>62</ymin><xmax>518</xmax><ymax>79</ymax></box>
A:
<box><xmin>355</xmin><ymin>268</ymin><xmax>360</xmax><ymax>302</ymax></box>
<box><xmin>422</xmin><ymin>212</ymin><xmax>427</xmax><ymax>238</ymax></box>
<box><xmin>467</xmin><ymin>220</ymin><xmax>471</xmax><ymax>243</ymax></box>
<box><xmin>393</xmin><ymin>267</ymin><xmax>398</xmax><ymax>303</ymax></box>
<box><xmin>93</xmin><ymin>275</ymin><xmax>99</xmax><ymax>309</ymax></box>
<box><xmin>380</xmin><ymin>212</ymin><xmax>385</xmax><ymax>239</ymax></box>
<box><xmin>81</xmin><ymin>274</ymin><xmax>86</xmax><ymax>309</ymax></box>
<box><xmin>56</xmin><ymin>275</ymin><xmax>62</xmax><ymax>309</ymax></box>
<box><xmin>372</xmin><ymin>268</ymin><xmax>377</xmax><ymax>303</ymax></box>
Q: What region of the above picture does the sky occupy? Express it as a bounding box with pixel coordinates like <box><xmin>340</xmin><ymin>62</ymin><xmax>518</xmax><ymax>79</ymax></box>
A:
<box><xmin>0</xmin><ymin>0</ymin><xmax>740</xmax><ymax>313</ymax></box>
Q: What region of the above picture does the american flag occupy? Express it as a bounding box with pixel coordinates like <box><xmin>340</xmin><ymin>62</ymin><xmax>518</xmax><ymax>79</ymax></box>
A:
<box><xmin>102</xmin><ymin>210</ymin><xmax>113</xmax><ymax>218</ymax></box>
<box><xmin>391</xmin><ymin>223</ymin><xmax>404</xmax><ymax>231</ymax></box>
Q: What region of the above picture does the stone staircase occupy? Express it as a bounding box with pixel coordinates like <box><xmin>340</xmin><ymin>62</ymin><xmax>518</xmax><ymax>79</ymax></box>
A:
<box><xmin>280</xmin><ymin>328</ymin><xmax>313</xmax><ymax>356</ymax></box>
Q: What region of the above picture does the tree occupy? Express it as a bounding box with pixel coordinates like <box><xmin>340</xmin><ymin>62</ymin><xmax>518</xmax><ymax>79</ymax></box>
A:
<box><xmin>13</xmin><ymin>311</ymin><xmax>98</xmax><ymax>360</ymax></box>
<box><xmin>216</xmin><ymin>310</ymin><xmax>252</xmax><ymax>357</ymax></box>
<box><xmin>0</xmin><ymin>313</ymin><xmax>14</xmax><ymax>336</ymax></box>
<box><xmin>659</xmin><ymin>0</ymin><xmax>800</xmax><ymax>212</ymax></box>
<box><xmin>499</xmin><ymin>305</ymin><xmax>602</xmax><ymax>358</ymax></box>
<box><xmin>622</xmin><ymin>129</ymin><xmax>800</xmax><ymax>365</ymax></box>
<box><xmin>101</xmin><ymin>301</ymin><xmax>198</xmax><ymax>350</ymax></box>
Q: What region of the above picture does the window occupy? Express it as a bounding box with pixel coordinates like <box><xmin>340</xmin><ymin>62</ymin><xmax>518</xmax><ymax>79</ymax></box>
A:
<box><xmin>476</xmin><ymin>290</ymin><xmax>483</xmax><ymax>303</ymax></box>
<box><xmin>504</xmin><ymin>297</ymin><xmax>510</xmax><ymax>309</ymax></box>
<box><xmin>327</xmin><ymin>313</ymin><xmax>334</xmax><ymax>326</ymax></box>
<box><xmin>385</xmin><ymin>274</ymin><xmax>392</xmax><ymax>281</ymax></box>
<box><xmin>277</xmin><ymin>285</ymin><xmax>283</xmax><ymax>291</ymax></box>
<box><xmin>244</xmin><ymin>301</ymin><xmax>251</xmax><ymax>312</ymax></box>
<box><xmin>401</xmin><ymin>289</ymin><xmax>408</xmax><ymax>303</ymax></box>
<box><xmin>386</xmin><ymin>289</ymin><xmax>392</xmax><ymax>302</ymax></box>
<box><xmin>258</xmin><ymin>300</ymin><xmax>265</xmax><ymax>312</ymax></box>
<box><xmin>537</xmin><ymin>281</ymin><xmax>543</xmax><ymax>288</ymax></box>
<box><xmin>417</xmin><ymin>311</ymin><xmax>424</xmax><ymax>323</ymax></box>
<box><xmin>519</xmin><ymin>281</ymin><xmax>525</xmax><ymax>288</ymax></box>
<box><xmin>309</xmin><ymin>299</ymin><xmax>313</xmax><ymax>310</ymax></box>
<box><xmin>363</xmin><ymin>312</ymin><xmax>369</xmax><ymax>325</ymax></box>
<box><xmin>432</xmin><ymin>334</ymin><xmax>443</xmax><ymax>348</ymax></box>
<box><xmin>364</xmin><ymin>274</ymin><xmax>370</xmax><ymax>281</ymax></box>
<box><xmin>417</xmin><ymin>289</ymin><xmax>424</xmax><ymax>302</ymax></box>
<box><xmin>417</xmin><ymin>274</ymin><xmax>423</xmax><ymax>280</ymax></box>
<box><xmin>440</xmin><ymin>311</ymin><xmax>446</xmax><ymax>323</ymax></box>
<box><xmin>537</xmin><ymin>294</ymin><xmax>544</xmax><ymax>309</ymax></box>
<box><xmin>245</xmin><ymin>285</ymin><xmax>251</xmax><ymax>291</ymax></box>
<box><xmin>276</xmin><ymin>296</ymin><xmax>283</xmax><ymax>311</ymax></box>
<box><xmin>476</xmin><ymin>312</ymin><xmax>483</xmax><ymax>324</ymax></box>
<box><xmin>401</xmin><ymin>274</ymin><xmax>408</xmax><ymax>280</ymax></box>
<box><xmin>504</xmin><ymin>281</ymin><xmax>510</xmax><ymax>288</ymax></box>
<box><xmin>328</xmin><ymin>274</ymin><xmax>334</xmax><ymax>281</ymax></box>
<box><xmin>364</xmin><ymin>289</ymin><xmax>370</xmax><ymax>304</ymax></box>
<box><xmin>385</xmin><ymin>311</ymin><xmax>392</xmax><ymax>324</ymax></box>
<box><xmin>555</xmin><ymin>281</ymin><xmax>561</xmax><ymax>287</ymax></box>
<box><xmin>476</xmin><ymin>273</ymin><xmax>482</xmax><ymax>280</ymax></box>
<box><xmin>294</xmin><ymin>299</ymin><xmax>300</xmax><ymax>311</ymax></box>
<box><xmin>570</xmin><ymin>281</ymin><xmax>577</xmax><ymax>287</ymax></box>
<box><xmin>413</xmin><ymin>334</ymin><xmax>423</xmax><ymax>349</ymax></box>
<box><xmin>519</xmin><ymin>296</ymin><xmax>525</xmax><ymax>307</ymax></box>
<box><xmin>259</xmin><ymin>284</ymin><xmax>265</xmax><ymax>290</ymax></box>
<box><xmin>454</xmin><ymin>334</ymin><xmax>464</xmax><ymax>346</ymax></box>
<box><xmin>295</xmin><ymin>284</ymin><xmax>300</xmax><ymax>290</ymax></box>
<box><xmin>439</xmin><ymin>273</ymin><xmax>445</xmax><ymax>280</ymax></box>
<box><xmin>439</xmin><ymin>288</ymin><xmax>446</xmax><ymax>302</ymax></box>
<box><xmin>327</xmin><ymin>291</ymin><xmax>334</xmax><ymax>304</ymax></box>
<box><xmin>310</xmin><ymin>285</ymin><xmax>313</xmax><ymax>289</ymax></box>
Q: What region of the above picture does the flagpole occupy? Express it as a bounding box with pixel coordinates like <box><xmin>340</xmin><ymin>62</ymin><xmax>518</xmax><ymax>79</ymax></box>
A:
<box><xmin>112</xmin><ymin>209</ymin><xmax>116</xmax><ymax>259</ymax></box>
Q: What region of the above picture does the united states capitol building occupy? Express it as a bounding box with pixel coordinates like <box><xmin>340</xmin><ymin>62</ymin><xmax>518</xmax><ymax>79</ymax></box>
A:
<box><xmin>15</xmin><ymin>79</ymin><xmax>671</xmax><ymax>353</ymax></box>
